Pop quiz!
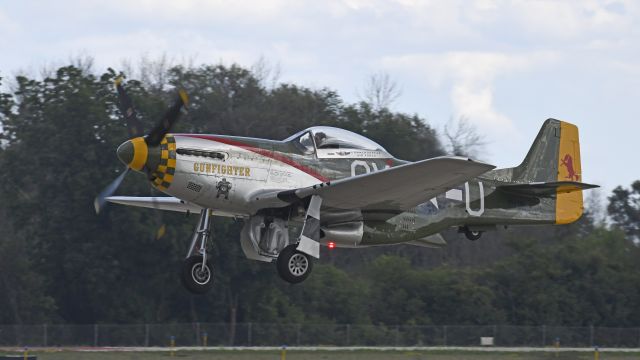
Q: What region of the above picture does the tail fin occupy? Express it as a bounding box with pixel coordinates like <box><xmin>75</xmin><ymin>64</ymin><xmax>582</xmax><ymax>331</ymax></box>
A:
<box><xmin>512</xmin><ymin>119</ymin><xmax>585</xmax><ymax>224</ymax></box>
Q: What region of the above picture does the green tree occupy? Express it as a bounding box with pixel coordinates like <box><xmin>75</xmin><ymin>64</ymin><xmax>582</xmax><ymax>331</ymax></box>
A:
<box><xmin>608</xmin><ymin>181</ymin><xmax>640</xmax><ymax>243</ymax></box>
<box><xmin>486</xmin><ymin>229</ymin><xmax>640</xmax><ymax>326</ymax></box>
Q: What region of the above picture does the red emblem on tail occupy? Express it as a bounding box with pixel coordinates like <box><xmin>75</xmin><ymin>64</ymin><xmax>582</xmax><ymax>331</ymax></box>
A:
<box><xmin>560</xmin><ymin>154</ymin><xmax>579</xmax><ymax>181</ymax></box>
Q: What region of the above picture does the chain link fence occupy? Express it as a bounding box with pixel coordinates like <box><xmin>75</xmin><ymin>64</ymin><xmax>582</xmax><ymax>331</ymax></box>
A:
<box><xmin>1</xmin><ymin>323</ymin><xmax>639</xmax><ymax>348</ymax></box>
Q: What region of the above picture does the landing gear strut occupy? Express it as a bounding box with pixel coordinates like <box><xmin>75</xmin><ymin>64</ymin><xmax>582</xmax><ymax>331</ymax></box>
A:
<box><xmin>181</xmin><ymin>209</ymin><xmax>214</xmax><ymax>294</ymax></box>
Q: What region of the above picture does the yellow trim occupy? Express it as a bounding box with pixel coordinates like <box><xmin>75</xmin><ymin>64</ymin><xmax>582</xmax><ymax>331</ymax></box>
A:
<box><xmin>129</xmin><ymin>137</ymin><xmax>148</xmax><ymax>171</ymax></box>
<box><xmin>155</xmin><ymin>224</ymin><xmax>166</xmax><ymax>240</ymax></box>
<box><xmin>555</xmin><ymin>121</ymin><xmax>584</xmax><ymax>224</ymax></box>
<box><xmin>178</xmin><ymin>89</ymin><xmax>189</xmax><ymax>107</ymax></box>
<box><xmin>162</xmin><ymin>174</ymin><xmax>174</xmax><ymax>183</ymax></box>
<box><xmin>150</xmin><ymin>135</ymin><xmax>177</xmax><ymax>191</ymax></box>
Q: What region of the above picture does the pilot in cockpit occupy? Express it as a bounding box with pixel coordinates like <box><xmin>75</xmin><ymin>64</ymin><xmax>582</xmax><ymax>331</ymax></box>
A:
<box><xmin>314</xmin><ymin>132</ymin><xmax>327</xmax><ymax>148</ymax></box>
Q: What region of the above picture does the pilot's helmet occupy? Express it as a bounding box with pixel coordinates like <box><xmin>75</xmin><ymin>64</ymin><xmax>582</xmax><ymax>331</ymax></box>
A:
<box><xmin>314</xmin><ymin>132</ymin><xmax>327</xmax><ymax>147</ymax></box>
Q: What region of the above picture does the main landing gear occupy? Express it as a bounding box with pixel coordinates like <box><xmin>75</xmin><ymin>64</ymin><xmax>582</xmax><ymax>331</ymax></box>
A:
<box><xmin>182</xmin><ymin>209</ymin><xmax>215</xmax><ymax>294</ymax></box>
<box><xmin>182</xmin><ymin>195</ymin><xmax>324</xmax><ymax>291</ymax></box>
<box><xmin>276</xmin><ymin>244</ymin><xmax>314</xmax><ymax>284</ymax></box>
<box><xmin>276</xmin><ymin>194</ymin><xmax>323</xmax><ymax>284</ymax></box>
<box><xmin>239</xmin><ymin>196</ymin><xmax>322</xmax><ymax>284</ymax></box>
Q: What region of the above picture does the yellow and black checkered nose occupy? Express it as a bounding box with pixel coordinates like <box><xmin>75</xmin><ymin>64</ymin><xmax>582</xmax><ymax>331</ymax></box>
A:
<box><xmin>116</xmin><ymin>137</ymin><xmax>148</xmax><ymax>171</ymax></box>
<box><xmin>116</xmin><ymin>136</ymin><xmax>177</xmax><ymax>191</ymax></box>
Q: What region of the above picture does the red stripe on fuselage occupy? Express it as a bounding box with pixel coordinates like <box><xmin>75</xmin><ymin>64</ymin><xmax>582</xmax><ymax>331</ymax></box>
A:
<box><xmin>180</xmin><ymin>134</ymin><xmax>329</xmax><ymax>182</ymax></box>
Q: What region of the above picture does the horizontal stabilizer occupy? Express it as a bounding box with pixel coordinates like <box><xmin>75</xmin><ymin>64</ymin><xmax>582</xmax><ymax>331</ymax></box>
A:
<box><xmin>406</xmin><ymin>233</ymin><xmax>447</xmax><ymax>248</ymax></box>
<box><xmin>499</xmin><ymin>181</ymin><xmax>599</xmax><ymax>196</ymax></box>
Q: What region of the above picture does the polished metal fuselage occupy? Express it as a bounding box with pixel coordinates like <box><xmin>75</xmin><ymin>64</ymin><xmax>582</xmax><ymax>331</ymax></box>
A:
<box><xmin>154</xmin><ymin>133</ymin><xmax>554</xmax><ymax>247</ymax></box>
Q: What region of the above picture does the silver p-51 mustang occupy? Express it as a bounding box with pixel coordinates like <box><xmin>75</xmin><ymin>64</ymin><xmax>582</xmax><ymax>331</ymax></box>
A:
<box><xmin>95</xmin><ymin>80</ymin><xmax>597</xmax><ymax>294</ymax></box>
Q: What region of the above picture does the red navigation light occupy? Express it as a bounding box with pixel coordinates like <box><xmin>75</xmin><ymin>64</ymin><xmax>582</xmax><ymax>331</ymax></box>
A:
<box><xmin>328</xmin><ymin>241</ymin><xmax>336</xmax><ymax>249</ymax></box>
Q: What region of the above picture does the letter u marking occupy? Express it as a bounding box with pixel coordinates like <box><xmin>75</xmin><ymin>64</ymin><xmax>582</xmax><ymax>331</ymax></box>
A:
<box><xmin>465</xmin><ymin>181</ymin><xmax>484</xmax><ymax>216</ymax></box>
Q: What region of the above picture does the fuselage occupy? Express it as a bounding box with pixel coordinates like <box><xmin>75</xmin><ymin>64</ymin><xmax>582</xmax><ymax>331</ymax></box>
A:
<box><xmin>131</xmin><ymin>132</ymin><xmax>555</xmax><ymax>247</ymax></box>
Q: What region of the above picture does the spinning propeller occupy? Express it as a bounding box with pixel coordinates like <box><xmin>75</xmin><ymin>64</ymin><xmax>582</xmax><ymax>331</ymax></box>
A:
<box><xmin>94</xmin><ymin>76</ymin><xmax>189</xmax><ymax>214</ymax></box>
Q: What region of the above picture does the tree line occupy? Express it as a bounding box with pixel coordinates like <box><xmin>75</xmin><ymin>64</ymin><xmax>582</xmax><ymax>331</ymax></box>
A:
<box><xmin>0</xmin><ymin>62</ymin><xmax>638</xmax><ymax>327</ymax></box>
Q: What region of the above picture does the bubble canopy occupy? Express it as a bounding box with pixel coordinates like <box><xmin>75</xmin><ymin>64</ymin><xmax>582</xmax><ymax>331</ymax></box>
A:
<box><xmin>284</xmin><ymin>126</ymin><xmax>388</xmax><ymax>152</ymax></box>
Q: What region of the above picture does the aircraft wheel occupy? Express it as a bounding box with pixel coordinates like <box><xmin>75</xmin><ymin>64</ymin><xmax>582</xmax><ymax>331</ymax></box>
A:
<box><xmin>181</xmin><ymin>255</ymin><xmax>214</xmax><ymax>294</ymax></box>
<box><xmin>464</xmin><ymin>228</ymin><xmax>482</xmax><ymax>241</ymax></box>
<box><xmin>277</xmin><ymin>244</ymin><xmax>313</xmax><ymax>284</ymax></box>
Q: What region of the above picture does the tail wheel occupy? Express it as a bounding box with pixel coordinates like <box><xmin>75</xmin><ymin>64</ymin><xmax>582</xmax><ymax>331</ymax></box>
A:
<box><xmin>277</xmin><ymin>244</ymin><xmax>313</xmax><ymax>284</ymax></box>
<box><xmin>181</xmin><ymin>255</ymin><xmax>214</xmax><ymax>294</ymax></box>
<box><xmin>464</xmin><ymin>227</ymin><xmax>483</xmax><ymax>241</ymax></box>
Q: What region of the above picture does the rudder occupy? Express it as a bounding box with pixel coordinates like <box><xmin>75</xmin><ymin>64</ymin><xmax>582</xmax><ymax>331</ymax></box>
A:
<box><xmin>512</xmin><ymin>119</ymin><xmax>584</xmax><ymax>224</ymax></box>
<box><xmin>555</xmin><ymin>121</ymin><xmax>583</xmax><ymax>224</ymax></box>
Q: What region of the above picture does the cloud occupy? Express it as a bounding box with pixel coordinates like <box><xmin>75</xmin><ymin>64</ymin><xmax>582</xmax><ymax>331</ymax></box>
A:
<box><xmin>381</xmin><ymin>51</ymin><xmax>558</xmax><ymax>131</ymax></box>
<box><xmin>0</xmin><ymin>7</ymin><xmax>19</xmax><ymax>40</ymax></box>
<box><xmin>100</xmin><ymin>0</ymin><xmax>291</xmax><ymax>24</ymax></box>
<box><xmin>514</xmin><ymin>0</ymin><xmax>631</xmax><ymax>36</ymax></box>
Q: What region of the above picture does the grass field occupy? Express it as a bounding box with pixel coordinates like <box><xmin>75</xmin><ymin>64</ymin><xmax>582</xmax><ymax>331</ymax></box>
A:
<box><xmin>2</xmin><ymin>349</ymin><xmax>640</xmax><ymax>360</ymax></box>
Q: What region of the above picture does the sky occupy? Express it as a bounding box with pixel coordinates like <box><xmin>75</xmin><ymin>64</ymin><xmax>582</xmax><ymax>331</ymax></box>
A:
<box><xmin>1</xmin><ymin>0</ymin><xmax>638</xmax><ymax>197</ymax></box>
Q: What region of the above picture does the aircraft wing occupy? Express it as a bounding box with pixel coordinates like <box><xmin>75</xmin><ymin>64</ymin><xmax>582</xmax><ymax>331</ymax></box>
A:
<box><xmin>255</xmin><ymin>157</ymin><xmax>495</xmax><ymax>214</ymax></box>
<box><xmin>106</xmin><ymin>196</ymin><xmax>202</xmax><ymax>213</ymax></box>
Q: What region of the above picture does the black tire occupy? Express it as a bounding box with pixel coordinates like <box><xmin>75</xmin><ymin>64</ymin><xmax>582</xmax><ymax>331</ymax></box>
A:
<box><xmin>464</xmin><ymin>228</ymin><xmax>482</xmax><ymax>241</ymax></box>
<box><xmin>276</xmin><ymin>244</ymin><xmax>313</xmax><ymax>284</ymax></box>
<box><xmin>181</xmin><ymin>255</ymin><xmax>214</xmax><ymax>294</ymax></box>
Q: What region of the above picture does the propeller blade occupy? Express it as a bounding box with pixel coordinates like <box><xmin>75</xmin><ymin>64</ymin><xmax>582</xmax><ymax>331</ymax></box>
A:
<box><xmin>94</xmin><ymin>168</ymin><xmax>130</xmax><ymax>214</ymax></box>
<box><xmin>148</xmin><ymin>183</ymin><xmax>167</xmax><ymax>240</ymax></box>
<box><xmin>145</xmin><ymin>89</ymin><xmax>189</xmax><ymax>147</ymax></box>
<box><xmin>114</xmin><ymin>77</ymin><xmax>145</xmax><ymax>138</ymax></box>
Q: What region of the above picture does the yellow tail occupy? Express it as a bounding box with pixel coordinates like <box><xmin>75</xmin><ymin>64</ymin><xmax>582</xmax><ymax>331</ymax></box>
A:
<box><xmin>555</xmin><ymin>121</ymin><xmax>583</xmax><ymax>224</ymax></box>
